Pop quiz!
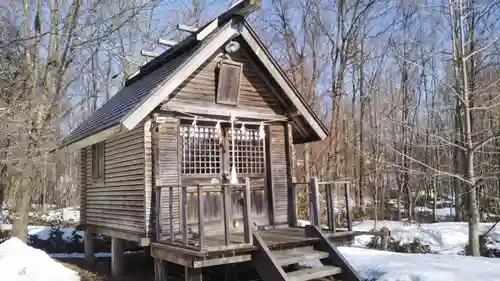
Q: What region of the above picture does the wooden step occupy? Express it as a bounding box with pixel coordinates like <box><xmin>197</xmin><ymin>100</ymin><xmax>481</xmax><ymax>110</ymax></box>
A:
<box><xmin>272</xmin><ymin>247</ymin><xmax>329</xmax><ymax>266</ymax></box>
<box><xmin>287</xmin><ymin>265</ymin><xmax>342</xmax><ymax>281</ymax></box>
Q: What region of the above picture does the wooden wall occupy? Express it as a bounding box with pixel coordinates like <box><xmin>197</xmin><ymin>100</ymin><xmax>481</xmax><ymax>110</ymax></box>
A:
<box><xmin>80</xmin><ymin>148</ymin><xmax>87</xmax><ymax>224</ymax></box>
<box><xmin>163</xmin><ymin>40</ymin><xmax>287</xmax><ymax>119</ymax></box>
<box><xmin>84</xmin><ymin>126</ymin><xmax>146</xmax><ymax>236</ymax></box>
<box><xmin>155</xmin><ymin>117</ymin><xmax>181</xmax><ymax>239</ymax></box>
<box><xmin>144</xmin><ymin>120</ymin><xmax>153</xmax><ymax>236</ymax></box>
<box><xmin>269</xmin><ymin>124</ymin><xmax>289</xmax><ymax>225</ymax></box>
<box><xmin>158</xmin><ymin>38</ymin><xmax>295</xmax><ymax>229</ymax></box>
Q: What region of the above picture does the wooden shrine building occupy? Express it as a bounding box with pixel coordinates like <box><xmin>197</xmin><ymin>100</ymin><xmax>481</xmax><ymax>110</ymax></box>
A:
<box><xmin>60</xmin><ymin>1</ymin><xmax>363</xmax><ymax>280</ymax></box>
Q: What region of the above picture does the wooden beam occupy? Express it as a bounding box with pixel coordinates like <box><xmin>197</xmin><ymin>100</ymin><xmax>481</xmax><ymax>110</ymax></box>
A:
<box><xmin>85</xmin><ymin>224</ymin><xmax>149</xmax><ymax>246</ymax></box>
<box><xmin>141</xmin><ymin>50</ymin><xmax>161</xmax><ymax>58</ymax></box>
<box><xmin>177</xmin><ymin>24</ymin><xmax>198</xmax><ymax>33</ymax></box>
<box><xmin>289</xmin><ymin>182</ymin><xmax>298</xmax><ymax>227</ymax></box>
<box><xmin>169</xmin><ymin>187</ymin><xmax>175</xmax><ymax>243</ymax></box>
<box><xmin>326</xmin><ymin>183</ymin><xmax>336</xmax><ymax>232</ymax></box>
<box><xmin>192</xmin><ymin>254</ymin><xmax>252</xmax><ymax>268</ymax></box>
<box><xmin>182</xmin><ymin>186</ymin><xmax>188</xmax><ymax>246</ymax></box>
<box><xmin>197</xmin><ymin>19</ymin><xmax>218</xmax><ymax>41</ymax></box>
<box><xmin>150</xmin><ymin>245</ymin><xmax>195</xmax><ymax>266</ymax></box>
<box><xmin>284</xmin><ymin>122</ymin><xmax>296</xmax><ymax>227</ymax></box>
<box><xmin>230</xmin><ymin>0</ymin><xmax>262</xmax><ymax>17</ymax></box>
<box><xmin>154</xmin><ymin>259</ymin><xmax>167</xmax><ymax>281</ymax></box>
<box><xmin>84</xmin><ymin>231</ymin><xmax>95</xmax><ymax>268</ymax></box>
<box><xmin>122</xmin><ymin>21</ymin><xmax>238</xmax><ymax>130</ymax></box>
<box><xmin>163</xmin><ymin>101</ymin><xmax>287</xmax><ymax>121</ymax></box>
<box><xmin>305</xmin><ymin>225</ymin><xmax>363</xmax><ymax>281</ymax></box>
<box><xmin>65</xmin><ymin>125</ymin><xmax>124</xmax><ymax>151</ymax></box>
<box><xmin>310</xmin><ymin>177</ymin><xmax>321</xmax><ymax>226</ymax></box>
<box><xmin>344</xmin><ymin>183</ymin><xmax>353</xmax><ymax>231</ymax></box>
<box><xmin>222</xmin><ymin>186</ymin><xmax>231</xmax><ymax>245</ymax></box>
<box><xmin>243</xmin><ymin>177</ymin><xmax>252</xmax><ymax>244</ymax></box>
<box><xmin>111</xmin><ymin>237</ymin><xmax>124</xmax><ymax>278</ymax></box>
<box><xmin>197</xmin><ymin>184</ymin><xmax>205</xmax><ymax>249</ymax></box>
<box><xmin>155</xmin><ymin>186</ymin><xmax>161</xmax><ymax>241</ymax></box>
<box><xmin>239</xmin><ymin>25</ymin><xmax>328</xmax><ymax>141</ymax></box>
<box><xmin>158</xmin><ymin>38</ymin><xmax>178</xmax><ymax>47</ymax></box>
<box><xmin>185</xmin><ymin>267</ymin><xmax>203</xmax><ymax>281</ymax></box>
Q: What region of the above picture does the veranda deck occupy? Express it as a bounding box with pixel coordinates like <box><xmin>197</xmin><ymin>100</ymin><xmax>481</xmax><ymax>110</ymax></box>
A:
<box><xmin>150</xmin><ymin>227</ymin><xmax>357</xmax><ymax>268</ymax></box>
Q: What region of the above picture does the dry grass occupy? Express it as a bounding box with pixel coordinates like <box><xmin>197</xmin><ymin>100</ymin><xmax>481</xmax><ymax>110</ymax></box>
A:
<box><xmin>62</xmin><ymin>263</ymin><xmax>105</xmax><ymax>281</ymax></box>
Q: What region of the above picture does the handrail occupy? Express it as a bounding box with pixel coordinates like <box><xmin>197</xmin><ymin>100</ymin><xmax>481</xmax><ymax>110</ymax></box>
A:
<box><xmin>156</xmin><ymin>183</ymin><xmax>246</xmax><ymax>188</ymax></box>
<box><xmin>155</xmin><ymin>178</ymin><xmax>253</xmax><ymax>251</ymax></box>
<box><xmin>292</xmin><ymin>178</ymin><xmax>354</xmax><ymax>232</ymax></box>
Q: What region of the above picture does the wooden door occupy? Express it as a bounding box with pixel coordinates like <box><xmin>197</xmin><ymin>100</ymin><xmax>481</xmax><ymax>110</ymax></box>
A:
<box><xmin>179</xmin><ymin>122</ymin><xmax>269</xmax><ymax>233</ymax></box>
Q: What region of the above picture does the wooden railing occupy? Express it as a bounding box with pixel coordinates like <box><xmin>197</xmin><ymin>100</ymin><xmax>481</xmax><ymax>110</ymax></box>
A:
<box><xmin>155</xmin><ymin>177</ymin><xmax>253</xmax><ymax>251</ymax></box>
<box><xmin>290</xmin><ymin>177</ymin><xmax>353</xmax><ymax>232</ymax></box>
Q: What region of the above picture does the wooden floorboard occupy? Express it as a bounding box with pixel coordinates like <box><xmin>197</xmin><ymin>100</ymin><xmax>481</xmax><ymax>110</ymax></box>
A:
<box><xmin>158</xmin><ymin>227</ymin><xmax>355</xmax><ymax>252</ymax></box>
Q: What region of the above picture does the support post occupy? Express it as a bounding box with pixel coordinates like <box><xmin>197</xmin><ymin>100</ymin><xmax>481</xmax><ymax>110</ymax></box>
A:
<box><xmin>84</xmin><ymin>231</ymin><xmax>95</xmax><ymax>268</ymax></box>
<box><xmin>197</xmin><ymin>184</ymin><xmax>204</xmax><ymax>249</ymax></box>
<box><xmin>327</xmin><ymin>183</ymin><xmax>336</xmax><ymax>231</ymax></box>
<box><xmin>243</xmin><ymin>177</ymin><xmax>253</xmax><ymax>244</ymax></box>
<box><xmin>290</xmin><ymin>182</ymin><xmax>297</xmax><ymax>227</ymax></box>
<box><xmin>222</xmin><ymin>185</ymin><xmax>231</xmax><ymax>245</ymax></box>
<box><xmin>185</xmin><ymin>266</ymin><xmax>203</xmax><ymax>281</ymax></box>
<box><xmin>155</xmin><ymin>187</ymin><xmax>161</xmax><ymax>241</ymax></box>
<box><xmin>310</xmin><ymin>177</ymin><xmax>321</xmax><ymax>227</ymax></box>
<box><xmin>345</xmin><ymin>183</ymin><xmax>353</xmax><ymax>231</ymax></box>
<box><xmin>381</xmin><ymin>227</ymin><xmax>390</xmax><ymax>251</ymax></box>
<box><xmin>111</xmin><ymin>237</ymin><xmax>124</xmax><ymax>278</ymax></box>
<box><xmin>182</xmin><ymin>186</ymin><xmax>188</xmax><ymax>246</ymax></box>
<box><xmin>154</xmin><ymin>259</ymin><xmax>168</xmax><ymax>281</ymax></box>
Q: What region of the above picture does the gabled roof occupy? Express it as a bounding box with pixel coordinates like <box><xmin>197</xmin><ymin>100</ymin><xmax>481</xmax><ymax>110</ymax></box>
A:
<box><xmin>61</xmin><ymin>1</ymin><xmax>329</xmax><ymax>150</ymax></box>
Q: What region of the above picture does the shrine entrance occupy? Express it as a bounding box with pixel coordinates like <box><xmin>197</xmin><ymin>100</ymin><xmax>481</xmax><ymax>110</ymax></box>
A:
<box><xmin>178</xmin><ymin>119</ymin><xmax>270</xmax><ymax>232</ymax></box>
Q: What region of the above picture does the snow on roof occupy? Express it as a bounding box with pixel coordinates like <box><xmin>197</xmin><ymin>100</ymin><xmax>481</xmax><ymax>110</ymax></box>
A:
<box><xmin>0</xmin><ymin>237</ymin><xmax>80</xmax><ymax>281</ymax></box>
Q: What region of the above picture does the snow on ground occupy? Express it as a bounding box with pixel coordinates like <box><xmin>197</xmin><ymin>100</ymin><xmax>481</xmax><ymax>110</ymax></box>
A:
<box><xmin>299</xmin><ymin>219</ymin><xmax>500</xmax><ymax>280</ymax></box>
<box><xmin>305</xmin><ymin>247</ymin><xmax>500</xmax><ymax>281</ymax></box>
<box><xmin>0</xmin><ymin>224</ymin><xmax>83</xmax><ymax>242</ymax></box>
<box><xmin>413</xmin><ymin>206</ymin><xmax>455</xmax><ymax>218</ymax></box>
<box><xmin>343</xmin><ymin>247</ymin><xmax>500</xmax><ymax>281</ymax></box>
<box><xmin>30</xmin><ymin>207</ymin><xmax>80</xmax><ymax>222</ymax></box>
<box><xmin>352</xmin><ymin>220</ymin><xmax>500</xmax><ymax>254</ymax></box>
<box><xmin>0</xmin><ymin>237</ymin><xmax>80</xmax><ymax>281</ymax></box>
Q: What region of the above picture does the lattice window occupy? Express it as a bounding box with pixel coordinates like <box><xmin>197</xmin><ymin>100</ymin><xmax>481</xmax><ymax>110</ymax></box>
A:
<box><xmin>180</xmin><ymin>126</ymin><xmax>221</xmax><ymax>174</ymax></box>
<box><xmin>229</xmin><ymin>128</ymin><xmax>265</xmax><ymax>175</ymax></box>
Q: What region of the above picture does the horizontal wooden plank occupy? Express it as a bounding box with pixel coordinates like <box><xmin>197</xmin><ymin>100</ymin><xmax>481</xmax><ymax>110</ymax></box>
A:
<box><xmin>105</xmin><ymin>175</ymin><xmax>144</xmax><ymax>183</ymax></box>
<box><xmin>86</xmin><ymin>218</ymin><xmax>144</xmax><ymax>232</ymax></box>
<box><xmin>104</xmin><ymin>180</ymin><xmax>144</xmax><ymax>187</ymax></box>
<box><xmin>106</xmin><ymin>137</ymin><xmax>144</xmax><ymax>153</ymax></box>
<box><xmin>86</xmin><ymin>211</ymin><xmax>145</xmax><ymax>222</ymax></box>
<box><xmin>85</xmin><ymin>199</ymin><xmax>144</xmax><ymax>206</ymax></box>
<box><xmin>106</xmin><ymin>159</ymin><xmax>144</xmax><ymax>170</ymax></box>
<box><xmin>105</xmin><ymin>168</ymin><xmax>144</xmax><ymax>179</ymax></box>
<box><xmin>86</xmin><ymin>205</ymin><xmax>145</xmax><ymax>212</ymax></box>
<box><xmin>105</xmin><ymin>154</ymin><xmax>145</xmax><ymax>166</ymax></box>
<box><xmin>105</xmin><ymin>147</ymin><xmax>144</xmax><ymax>161</ymax></box>
<box><xmin>86</xmin><ymin>190</ymin><xmax>144</xmax><ymax>196</ymax></box>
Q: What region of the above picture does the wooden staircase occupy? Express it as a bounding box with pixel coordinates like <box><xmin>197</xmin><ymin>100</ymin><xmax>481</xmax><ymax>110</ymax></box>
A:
<box><xmin>252</xmin><ymin>225</ymin><xmax>362</xmax><ymax>281</ymax></box>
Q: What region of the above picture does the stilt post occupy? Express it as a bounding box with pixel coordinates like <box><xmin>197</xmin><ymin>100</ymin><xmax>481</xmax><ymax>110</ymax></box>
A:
<box><xmin>111</xmin><ymin>237</ymin><xmax>124</xmax><ymax>278</ymax></box>
<box><xmin>84</xmin><ymin>231</ymin><xmax>95</xmax><ymax>268</ymax></box>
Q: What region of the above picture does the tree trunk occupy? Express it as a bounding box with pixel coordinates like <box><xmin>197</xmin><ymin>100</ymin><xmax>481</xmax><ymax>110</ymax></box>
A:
<box><xmin>466</xmin><ymin>153</ymin><xmax>480</xmax><ymax>256</ymax></box>
<box><xmin>11</xmin><ymin>179</ymin><xmax>32</xmax><ymax>243</ymax></box>
<box><xmin>432</xmin><ymin>177</ymin><xmax>438</xmax><ymax>222</ymax></box>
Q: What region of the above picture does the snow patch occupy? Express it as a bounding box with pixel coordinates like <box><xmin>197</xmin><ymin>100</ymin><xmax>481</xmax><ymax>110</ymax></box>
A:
<box><xmin>352</xmin><ymin>220</ymin><xmax>500</xmax><ymax>254</ymax></box>
<box><xmin>0</xmin><ymin>237</ymin><xmax>80</xmax><ymax>281</ymax></box>
<box><xmin>1</xmin><ymin>224</ymin><xmax>84</xmax><ymax>242</ymax></box>
<box><xmin>339</xmin><ymin>247</ymin><xmax>500</xmax><ymax>281</ymax></box>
